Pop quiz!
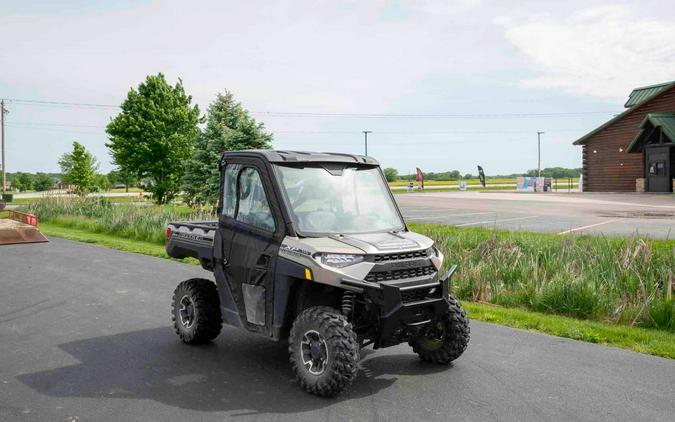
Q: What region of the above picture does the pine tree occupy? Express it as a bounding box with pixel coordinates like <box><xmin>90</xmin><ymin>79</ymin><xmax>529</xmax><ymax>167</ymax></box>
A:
<box><xmin>58</xmin><ymin>141</ymin><xmax>98</xmax><ymax>195</ymax></box>
<box><xmin>182</xmin><ymin>91</ymin><xmax>272</xmax><ymax>206</ymax></box>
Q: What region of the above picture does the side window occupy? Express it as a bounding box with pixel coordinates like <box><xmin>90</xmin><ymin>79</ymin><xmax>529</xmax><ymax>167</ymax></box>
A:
<box><xmin>236</xmin><ymin>168</ymin><xmax>276</xmax><ymax>232</ymax></box>
<box><xmin>222</xmin><ymin>164</ymin><xmax>241</xmax><ymax>217</ymax></box>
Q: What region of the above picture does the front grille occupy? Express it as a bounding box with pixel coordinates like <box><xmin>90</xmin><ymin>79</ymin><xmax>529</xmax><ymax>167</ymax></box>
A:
<box><xmin>364</xmin><ymin>265</ymin><xmax>436</xmax><ymax>283</ymax></box>
<box><xmin>401</xmin><ymin>285</ymin><xmax>442</xmax><ymax>303</ymax></box>
<box><xmin>372</xmin><ymin>248</ymin><xmax>431</xmax><ymax>263</ymax></box>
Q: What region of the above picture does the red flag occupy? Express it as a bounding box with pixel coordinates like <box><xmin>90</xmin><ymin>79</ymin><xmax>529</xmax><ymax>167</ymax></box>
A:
<box><xmin>416</xmin><ymin>168</ymin><xmax>424</xmax><ymax>188</ymax></box>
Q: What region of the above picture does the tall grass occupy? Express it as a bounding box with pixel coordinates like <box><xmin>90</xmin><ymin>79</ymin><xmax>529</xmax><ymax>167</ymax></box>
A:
<box><xmin>22</xmin><ymin>198</ymin><xmax>674</xmax><ymax>333</ymax></box>
<box><xmin>415</xmin><ymin>224</ymin><xmax>675</xmax><ymax>332</ymax></box>
<box><xmin>24</xmin><ymin>197</ymin><xmax>214</xmax><ymax>245</ymax></box>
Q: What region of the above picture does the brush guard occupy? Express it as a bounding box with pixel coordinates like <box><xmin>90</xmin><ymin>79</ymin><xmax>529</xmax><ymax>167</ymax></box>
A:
<box><xmin>342</xmin><ymin>265</ymin><xmax>458</xmax><ymax>349</ymax></box>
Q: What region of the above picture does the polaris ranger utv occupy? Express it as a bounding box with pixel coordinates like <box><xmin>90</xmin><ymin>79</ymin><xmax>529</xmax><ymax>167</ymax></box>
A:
<box><xmin>166</xmin><ymin>150</ymin><xmax>469</xmax><ymax>396</ymax></box>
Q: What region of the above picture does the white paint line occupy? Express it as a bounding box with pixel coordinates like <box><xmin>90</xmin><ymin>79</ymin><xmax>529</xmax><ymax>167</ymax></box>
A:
<box><xmin>455</xmin><ymin>215</ymin><xmax>539</xmax><ymax>227</ymax></box>
<box><xmin>557</xmin><ymin>219</ymin><xmax>622</xmax><ymax>235</ymax></box>
<box><xmin>405</xmin><ymin>212</ymin><xmax>496</xmax><ymax>220</ymax></box>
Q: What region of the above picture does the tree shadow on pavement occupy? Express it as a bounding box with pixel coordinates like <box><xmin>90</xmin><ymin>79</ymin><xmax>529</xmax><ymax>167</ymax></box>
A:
<box><xmin>17</xmin><ymin>327</ymin><xmax>450</xmax><ymax>415</ymax></box>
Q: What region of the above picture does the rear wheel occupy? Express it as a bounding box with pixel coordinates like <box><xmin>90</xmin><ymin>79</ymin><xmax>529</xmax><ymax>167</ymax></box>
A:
<box><xmin>411</xmin><ymin>296</ymin><xmax>470</xmax><ymax>364</ymax></box>
<box><xmin>171</xmin><ymin>278</ymin><xmax>222</xmax><ymax>344</ymax></box>
<box><xmin>288</xmin><ymin>306</ymin><xmax>359</xmax><ymax>397</ymax></box>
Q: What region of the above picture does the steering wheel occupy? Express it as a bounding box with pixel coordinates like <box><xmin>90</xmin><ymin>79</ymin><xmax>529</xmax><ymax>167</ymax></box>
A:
<box><xmin>304</xmin><ymin>211</ymin><xmax>337</xmax><ymax>231</ymax></box>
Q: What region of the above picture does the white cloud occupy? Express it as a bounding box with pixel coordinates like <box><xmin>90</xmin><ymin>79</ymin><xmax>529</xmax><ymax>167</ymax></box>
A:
<box><xmin>0</xmin><ymin>0</ymin><xmax>493</xmax><ymax>114</ymax></box>
<box><xmin>498</xmin><ymin>4</ymin><xmax>675</xmax><ymax>100</ymax></box>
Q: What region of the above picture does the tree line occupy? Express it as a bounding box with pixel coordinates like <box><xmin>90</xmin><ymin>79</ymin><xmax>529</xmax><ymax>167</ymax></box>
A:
<box><xmin>383</xmin><ymin>167</ymin><xmax>582</xmax><ymax>182</ymax></box>
<box><xmin>7</xmin><ymin>166</ymin><xmax>139</xmax><ymax>193</ymax></box>
<box><xmin>47</xmin><ymin>73</ymin><xmax>271</xmax><ymax>205</ymax></box>
<box><xmin>26</xmin><ymin>72</ymin><xmax>583</xmax><ymax>201</ymax></box>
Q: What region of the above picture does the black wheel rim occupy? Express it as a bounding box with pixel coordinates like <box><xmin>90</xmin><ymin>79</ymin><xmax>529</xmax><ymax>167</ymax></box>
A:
<box><xmin>419</xmin><ymin>321</ymin><xmax>446</xmax><ymax>350</ymax></box>
<box><xmin>179</xmin><ymin>295</ymin><xmax>196</xmax><ymax>328</ymax></box>
<box><xmin>301</xmin><ymin>330</ymin><xmax>329</xmax><ymax>375</ymax></box>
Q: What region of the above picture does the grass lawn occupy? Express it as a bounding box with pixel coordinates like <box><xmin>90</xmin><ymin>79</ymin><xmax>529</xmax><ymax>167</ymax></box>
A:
<box><xmin>109</xmin><ymin>187</ymin><xmax>144</xmax><ymax>193</ymax></box>
<box><xmin>36</xmin><ymin>218</ymin><xmax>675</xmax><ymax>360</ymax></box>
<box><xmin>38</xmin><ymin>222</ymin><xmax>198</xmax><ymax>264</ymax></box>
<box><xmin>391</xmin><ymin>186</ymin><xmax>513</xmax><ymax>194</ymax></box>
<box><xmin>388</xmin><ymin>178</ymin><xmax>518</xmax><ymax>186</ymax></box>
<box><xmin>464</xmin><ymin>302</ymin><xmax>675</xmax><ymax>359</ymax></box>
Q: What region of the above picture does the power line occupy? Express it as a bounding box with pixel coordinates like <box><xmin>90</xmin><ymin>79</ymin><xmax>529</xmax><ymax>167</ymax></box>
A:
<box><xmin>4</xmin><ymin>97</ymin><xmax>619</xmax><ymax>118</ymax></box>
<box><xmin>5</xmin><ymin>125</ymin><xmax>103</xmax><ymax>135</ymax></box>
<box><xmin>7</xmin><ymin>121</ymin><xmax>106</xmax><ymax>128</ymax></box>
<box><xmin>271</xmin><ymin>129</ymin><xmax>587</xmax><ymax>134</ymax></box>
<box><xmin>6</xmin><ymin>122</ymin><xmax>588</xmax><ymax>136</ymax></box>
<box><xmin>5</xmin><ymin>98</ymin><xmax>119</xmax><ymax>109</ymax></box>
<box><xmin>250</xmin><ymin>111</ymin><xmax>619</xmax><ymax>119</ymax></box>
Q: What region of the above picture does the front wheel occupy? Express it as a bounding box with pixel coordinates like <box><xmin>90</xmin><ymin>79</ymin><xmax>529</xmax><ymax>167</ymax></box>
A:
<box><xmin>288</xmin><ymin>306</ymin><xmax>359</xmax><ymax>397</ymax></box>
<box><xmin>411</xmin><ymin>296</ymin><xmax>470</xmax><ymax>364</ymax></box>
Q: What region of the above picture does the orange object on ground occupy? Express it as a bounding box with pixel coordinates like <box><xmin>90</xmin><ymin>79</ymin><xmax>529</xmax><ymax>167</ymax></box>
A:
<box><xmin>0</xmin><ymin>211</ymin><xmax>48</xmax><ymax>245</ymax></box>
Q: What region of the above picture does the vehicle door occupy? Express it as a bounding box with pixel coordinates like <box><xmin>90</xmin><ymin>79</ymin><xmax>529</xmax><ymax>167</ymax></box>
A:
<box><xmin>215</xmin><ymin>158</ymin><xmax>285</xmax><ymax>336</ymax></box>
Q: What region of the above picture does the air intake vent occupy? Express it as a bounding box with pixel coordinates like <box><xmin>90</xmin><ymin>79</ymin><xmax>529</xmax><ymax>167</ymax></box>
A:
<box><xmin>372</xmin><ymin>248</ymin><xmax>431</xmax><ymax>263</ymax></box>
<box><xmin>364</xmin><ymin>265</ymin><xmax>436</xmax><ymax>283</ymax></box>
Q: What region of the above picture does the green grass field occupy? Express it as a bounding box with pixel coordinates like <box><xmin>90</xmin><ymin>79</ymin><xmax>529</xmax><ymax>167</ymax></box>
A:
<box><xmin>388</xmin><ymin>178</ymin><xmax>515</xmax><ymax>186</ymax></box>
<box><xmin>22</xmin><ymin>197</ymin><xmax>675</xmax><ymax>359</ymax></box>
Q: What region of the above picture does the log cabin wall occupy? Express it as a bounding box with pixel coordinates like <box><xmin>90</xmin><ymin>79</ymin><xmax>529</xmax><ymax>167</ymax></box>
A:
<box><xmin>581</xmin><ymin>87</ymin><xmax>675</xmax><ymax>192</ymax></box>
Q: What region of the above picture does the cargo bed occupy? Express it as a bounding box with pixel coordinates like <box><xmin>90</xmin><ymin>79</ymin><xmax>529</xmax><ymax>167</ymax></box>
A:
<box><xmin>166</xmin><ymin>221</ymin><xmax>217</xmax><ymax>269</ymax></box>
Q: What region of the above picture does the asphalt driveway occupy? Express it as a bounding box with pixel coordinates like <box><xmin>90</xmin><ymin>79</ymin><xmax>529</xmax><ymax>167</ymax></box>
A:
<box><xmin>1</xmin><ymin>239</ymin><xmax>674</xmax><ymax>421</ymax></box>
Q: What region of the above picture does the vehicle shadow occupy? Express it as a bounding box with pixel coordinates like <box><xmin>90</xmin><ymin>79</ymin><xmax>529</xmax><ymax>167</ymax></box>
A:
<box><xmin>17</xmin><ymin>327</ymin><xmax>450</xmax><ymax>415</ymax></box>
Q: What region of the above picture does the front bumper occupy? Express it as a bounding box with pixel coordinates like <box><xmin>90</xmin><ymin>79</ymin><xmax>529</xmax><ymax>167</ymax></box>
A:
<box><xmin>343</xmin><ymin>265</ymin><xmax>457</xmax><ymax>349</ymax></box>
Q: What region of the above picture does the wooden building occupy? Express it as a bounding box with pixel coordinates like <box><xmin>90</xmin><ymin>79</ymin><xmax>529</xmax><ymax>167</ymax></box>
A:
<box><xmin>573</xmin><ymin>81</ymin><xmax>675</xmax><ymax>192</ymax></box>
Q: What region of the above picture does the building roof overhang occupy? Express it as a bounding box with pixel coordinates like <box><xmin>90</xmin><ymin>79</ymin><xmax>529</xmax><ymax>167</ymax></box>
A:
<box><xmin>626</xmin><ymin>113</ymin><xmax>675</xmax><ymax>153</ymax></box>
<box><xmin>573</xmin><ymin>81</ymin><xmax>675</xmax><ymax>146</ymax></box>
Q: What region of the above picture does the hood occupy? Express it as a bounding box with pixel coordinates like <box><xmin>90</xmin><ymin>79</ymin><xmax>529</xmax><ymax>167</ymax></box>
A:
<box><xmin>283</xmin><ymin>231</ymin><xmax>434</xmax><ymax>256</ymax></box>
<box><xmin>328</xmin><ymin>231</ymin><xmax>433</xmax><ymax>254</ymax></box>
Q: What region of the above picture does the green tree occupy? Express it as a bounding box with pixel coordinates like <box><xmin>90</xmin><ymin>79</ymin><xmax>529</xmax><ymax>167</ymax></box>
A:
<box><xmin>14</xmin><ymin>172</ymin><xmax>34</xmax><ymax>191</ymax></box>
<box><xmin>33</xmin><ymin>173</ymin><xmax>55</xmax><ymax>191</ymax></box>
<box><xmin>383</xmin><ymin>167</ymin><xmax>399</xmax><ymax>182</ymax></box>
<box><xmin>107</xmin><ymin>169</ymin><xmax>137</xmax><ymax>192</ymax></box>
<box><xmin>182</xmin><ymin>90</ymin><xmax>272</xmax><ymax>206</ymax></box>
<box><xmin>526</xmin><ymin>167</ymin><xmax>582</xmax><ymax>178</ymax></box>
<box><xmin>94</xmin><ymin>174</ymin><xmax>112</xmax><ymax>192</ymax></box>
<box><xmin>58</xmin><ymin>142</ymin><xmax>98</xmax><ymax>195</ymax></box>
<box><xmin>106</xmin><ymin>73</ymin><xmax>201</xmax><ymax>204</ymax></box>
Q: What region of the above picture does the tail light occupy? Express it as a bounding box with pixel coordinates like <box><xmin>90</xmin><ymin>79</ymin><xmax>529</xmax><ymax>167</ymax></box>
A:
<box><xmin>166</xmin><ymin>227</ymin><xmax>172</xmax><ymax>239</ymax></box>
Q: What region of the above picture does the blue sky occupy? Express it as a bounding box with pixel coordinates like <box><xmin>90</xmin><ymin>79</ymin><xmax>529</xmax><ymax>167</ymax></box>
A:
<box><xmin>1</xmin><ymin>0</ymin><xmax>674</xmax><ymax>175</ymax></box>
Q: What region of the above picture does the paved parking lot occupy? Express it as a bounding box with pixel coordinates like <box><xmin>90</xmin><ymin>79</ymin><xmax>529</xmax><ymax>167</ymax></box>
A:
<box><xmin>1</xmin><ymin>239</ymin><xmax>674</xmax><ymax>422</ymax></box>
<box><xmin>396</xmin><ymin>192</ymin><xmax>675</xmax><ymax>239</ymax></box>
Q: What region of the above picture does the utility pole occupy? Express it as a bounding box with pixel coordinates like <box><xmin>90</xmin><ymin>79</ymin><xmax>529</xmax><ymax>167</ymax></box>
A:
<box><xmin>1</xmin><ymin>99</ymin><xmax>6</xmax><ymax>194</ymax></box>
<box><xmin>363</xmin><ymin>130</ymin><xmax>372</xmax><ymax>156</ymax></box>
<box><xmin>536</xmin><ymin>131</ymin><xmax>544</xmax><ymax>178</ymax></box>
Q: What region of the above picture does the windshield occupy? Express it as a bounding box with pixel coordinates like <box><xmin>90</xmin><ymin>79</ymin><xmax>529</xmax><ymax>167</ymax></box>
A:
<box><xmin>275</xmin><ymin>164</ymin><xmax>405</xmax><ymax>236</ymax></box>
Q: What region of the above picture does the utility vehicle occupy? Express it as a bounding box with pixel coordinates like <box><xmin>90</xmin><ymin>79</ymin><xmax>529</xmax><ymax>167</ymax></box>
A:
<box><xmin>166</xmin><ymin>150</ymin><xmax>469</xmax><ymax>396</ymax></box>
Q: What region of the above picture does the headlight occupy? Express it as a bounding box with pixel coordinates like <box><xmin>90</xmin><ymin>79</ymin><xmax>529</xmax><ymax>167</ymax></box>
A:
<box><xmin>319</xmin><ymin>253</ymin><xmax>364</xmax><ymax>268</ymax></box>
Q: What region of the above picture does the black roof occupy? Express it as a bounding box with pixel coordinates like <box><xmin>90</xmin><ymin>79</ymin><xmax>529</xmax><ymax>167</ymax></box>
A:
<box><xmin>222</xmin><ymin>150</ymin><xmax>379</xmax><ymax>165</ymax></box>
